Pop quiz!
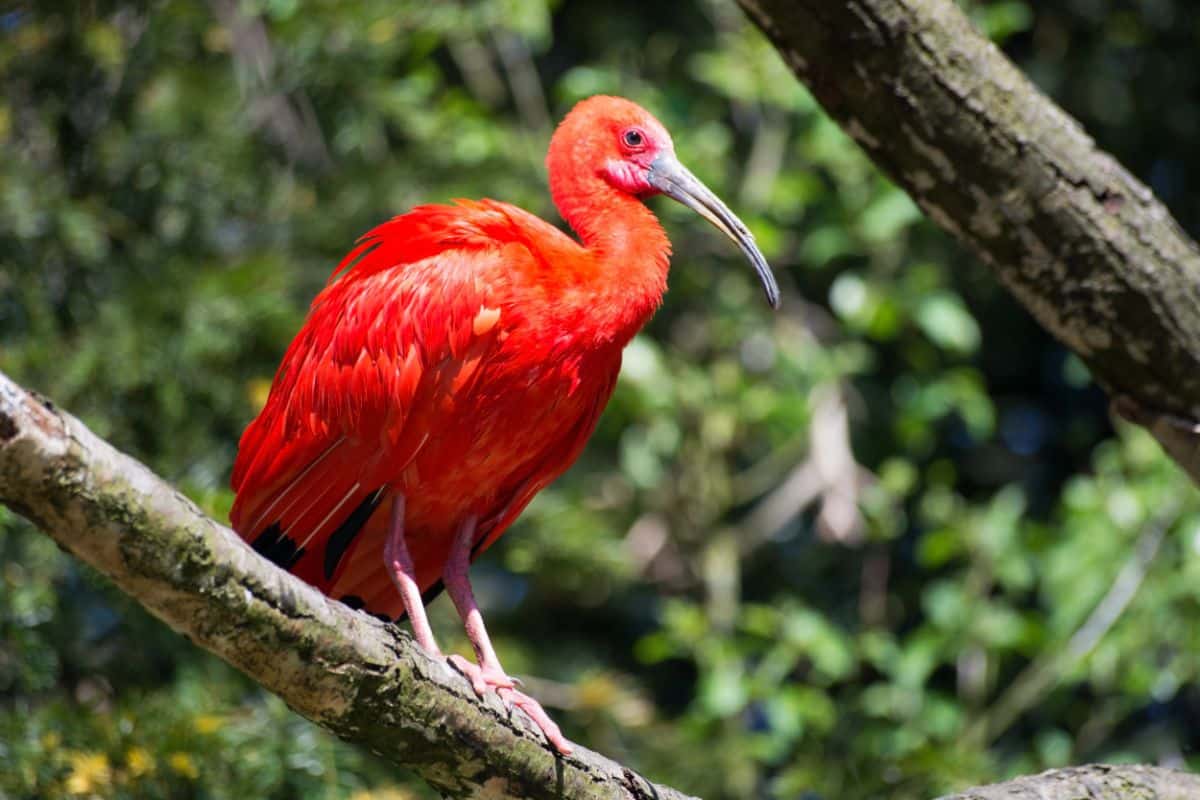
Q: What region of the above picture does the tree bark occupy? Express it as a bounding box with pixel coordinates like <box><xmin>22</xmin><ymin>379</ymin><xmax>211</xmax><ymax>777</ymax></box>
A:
<box><xmin>1</xmin><ymin>377</ymin><xmax>1198</xmax><ymax>795</ymax></box>
<box><xmin>936</xmin><ymin>763</ymin><xmax>1200</xmax><ymax>799</ymax></box>
<box><xmin>0</xmin><ymin>370</ymin><xmax>695</xmax><ymax>800</ymax></box>
<box><xmin>737</xmin><ymin>0</ymin><xmax>1200</xmax><ymax>485</ymax></box>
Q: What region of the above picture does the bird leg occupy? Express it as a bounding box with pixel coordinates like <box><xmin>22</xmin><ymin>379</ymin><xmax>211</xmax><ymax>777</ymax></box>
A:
<box><xmin>443</xmin><ymin>514</ymin><xmax>572</xmax><ymax>754</ymax></box>
<box><xmin>383</xmin><ymin>494</ymin><xmax>442</xmax><ymax>656</ymax></box>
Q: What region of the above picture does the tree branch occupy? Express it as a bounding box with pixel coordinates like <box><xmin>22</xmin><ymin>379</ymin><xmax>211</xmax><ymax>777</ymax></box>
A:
<box><xmin>936</xmin><ymin>763</ymin><xmax>1200</xmax><ymax>799</ymax></box>
<box><xmin>737</xmin><ymin>0</ymin><xmax>1200</xmax><ymax>485</ymax></box>
<box><xmin>0</xmin><ymin>374</ymin><xmax>1196</xmax><ymax>796</ymax></box>
<box><xmin>0</xmin><ymin>369</ymin><xmax>695</xmax><ymax>800</ymax></box>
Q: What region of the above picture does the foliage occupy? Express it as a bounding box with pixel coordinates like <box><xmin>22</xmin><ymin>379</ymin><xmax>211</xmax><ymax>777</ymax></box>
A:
<box><xmin>2</xmin><ymin>1</ymin><xmax>1198</xmax><ymax>798</ymax></box>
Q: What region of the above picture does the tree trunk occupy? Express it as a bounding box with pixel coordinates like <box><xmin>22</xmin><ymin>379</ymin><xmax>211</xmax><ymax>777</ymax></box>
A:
<box><xmin>737</xmin><ymin>0</ymin><xmax>1200</xmax><ymax>484</ymax></box>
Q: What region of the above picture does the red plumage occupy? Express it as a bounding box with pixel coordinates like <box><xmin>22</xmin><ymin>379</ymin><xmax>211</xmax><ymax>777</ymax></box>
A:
<box><xmin>230</xmin><ymin>96</ymin><xmax>777</xmax><ymax>752</ymax></box>
<box><xmin>231</xmin><ymin>199</ymin><xmax>628</xmax><ymax>616</ymax></box>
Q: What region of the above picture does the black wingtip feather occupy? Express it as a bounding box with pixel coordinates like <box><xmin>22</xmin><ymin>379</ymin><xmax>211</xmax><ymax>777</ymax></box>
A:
<box><xmin>324</xmin><ymin>489</ymin><xmax>387</xmax><ymax>581</ymax></box>
<box><xmin>252</xmin><ymin>522</ymin><xmax>305</xmax><ymax>570</ymax></box>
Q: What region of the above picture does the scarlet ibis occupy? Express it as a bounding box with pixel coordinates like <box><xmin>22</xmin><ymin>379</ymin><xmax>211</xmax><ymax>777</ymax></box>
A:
<box><xmin>230</xmin><ymin>95</ymin><xmax>779</xmax><ymax>753</ymax></box>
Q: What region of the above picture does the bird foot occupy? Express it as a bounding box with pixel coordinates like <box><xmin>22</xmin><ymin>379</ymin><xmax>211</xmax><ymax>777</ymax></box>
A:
<box><xmin>447</xmin><ymin>655</ymin><xmax>573</xmax><ymax>755</ymax></box>
<box><xmin>447</xmin><ymin>654</ymin><xmax>516</xmax><ymax>695</ymax></box>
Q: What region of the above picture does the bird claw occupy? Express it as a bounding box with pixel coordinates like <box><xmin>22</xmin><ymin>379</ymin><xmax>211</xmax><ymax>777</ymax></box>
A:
<box><xmin>445</xmin><ymin>655</ymin><xmax>572</xmax><ymax>755</ymax></box>
<box><xmin>497</xmin><ymin>686</ymin><xmax>572</xmax><ymax>755</ymax></box>
<box><xmin>447</xmin><ymin>654</ymin><xmax>516</xmax><ymax>696</ymax></box>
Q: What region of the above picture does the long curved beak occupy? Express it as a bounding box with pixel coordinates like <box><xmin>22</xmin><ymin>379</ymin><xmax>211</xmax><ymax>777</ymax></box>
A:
<box><xmin>647</xmin><ymin>154</ymin><xmax>781</xmax><ymax>309</ymax></box>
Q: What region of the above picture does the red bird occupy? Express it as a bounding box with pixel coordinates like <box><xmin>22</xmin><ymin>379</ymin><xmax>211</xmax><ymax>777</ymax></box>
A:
<box><xmin>230</xmin><ymin>95</ymin><xmax>779</xmax><ymax>753</ymax></box>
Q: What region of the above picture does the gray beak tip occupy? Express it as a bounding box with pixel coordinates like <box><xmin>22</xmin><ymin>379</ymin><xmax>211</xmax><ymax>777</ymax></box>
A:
<box><xmin>647</xmin><ymin>154</ymin><xmax>782</xmax><ymax>311</ymax></box>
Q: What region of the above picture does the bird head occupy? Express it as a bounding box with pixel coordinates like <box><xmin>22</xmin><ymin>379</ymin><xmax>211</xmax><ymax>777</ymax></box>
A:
<box><xmin>547</xmin><ymin>95</ymin><xmax>781</xmax><ymax>309</ymax></box>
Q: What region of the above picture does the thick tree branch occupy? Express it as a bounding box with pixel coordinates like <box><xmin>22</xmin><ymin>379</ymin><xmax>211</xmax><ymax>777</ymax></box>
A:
<box><xmin>0</xmin><ymin>378</ymin><xmax>1196</xmax><ymax>796</ymax></box>
<box><xmin>737</xmin><ymin>0</ymin><xmax>1200</xmax><ymax>485</ymax></box>
<box><xmin>936</xmin><ymin>764</ymin><xmax>1200</xmax><ymax>799</ymax></box>
<box><xmin>0</xmin><ymin>370</ymin><xmax>694</xmax><ymax>800</ymax></box>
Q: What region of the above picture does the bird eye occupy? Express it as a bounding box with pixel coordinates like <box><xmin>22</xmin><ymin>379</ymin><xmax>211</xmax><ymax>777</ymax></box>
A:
<box><xmin>621</xmin><ymin>128</ymin><xmax>645</xmax><ymax>149</ymax></box>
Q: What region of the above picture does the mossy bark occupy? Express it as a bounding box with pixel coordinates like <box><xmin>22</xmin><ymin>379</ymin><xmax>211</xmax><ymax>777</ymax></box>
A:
<box><xmin>0</xmin><ymin>371</ymin><xmax>696</xmax><ymax>800</ymax></box>
<box><xmin>937</xmin><ymin>763</ymin><xmax>1200</xmax><ymax>799</ymax></box>
<box><xmin>738</xmin><ymin>0</ymin><xmax>1200</xmax><ymax>484</ymax></box>
<box><xmin>3</xmin><ymin>373</ymin><xmax>1199</xmax><ymax>796</ymax></box>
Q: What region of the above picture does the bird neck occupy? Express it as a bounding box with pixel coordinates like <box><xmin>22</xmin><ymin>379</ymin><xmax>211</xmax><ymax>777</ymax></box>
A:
<box><xmin>551</xmin><ymin>176</ymin><xmax>671</xmax><ymax>347</ymax></box>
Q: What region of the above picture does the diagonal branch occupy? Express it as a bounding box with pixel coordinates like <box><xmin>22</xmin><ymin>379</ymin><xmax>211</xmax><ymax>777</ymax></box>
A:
<box><xmin>0</xmin><ymin>369</ymin><xmax>695</xmax><ymax>800</ymax></box>
<box><xmin>936</xmin><ymin>764</ymin><xmax>1200</xmax><ymax>799</ymax></box>
<box><xmin>736</xmin><ymin>0</ymin><xmax>1200</xmax><ymax>485</ymax></box>
<box><xmin>1</xmin><ymin>378</ymin><xmax>1197</xmax><ymax>797</ymax></box>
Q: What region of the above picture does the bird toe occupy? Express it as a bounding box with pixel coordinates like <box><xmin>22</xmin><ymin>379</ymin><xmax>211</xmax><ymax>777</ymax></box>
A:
<box><xmin>499</xmin><ymin>687</ymin><xmax>573</xmax><ymax>755</ymax></box>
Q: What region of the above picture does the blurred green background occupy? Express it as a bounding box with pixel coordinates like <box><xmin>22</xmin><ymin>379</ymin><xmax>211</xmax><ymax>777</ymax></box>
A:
<box><xmin>2</xmin><ymin>1</ymin><xmax>1199</xmax><ymax>798</ymax></box>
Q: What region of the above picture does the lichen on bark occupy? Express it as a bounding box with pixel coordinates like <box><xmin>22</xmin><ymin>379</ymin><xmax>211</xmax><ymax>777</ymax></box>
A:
<box><xmin>4</xmin><ymin>344</ymin><xmax>1200</xmax><ymax>796</ymax></box>
<box><xmin>0</xmin><ymin>370</ymin><xmax>699</xmax><ymax>800</ymax></box>
<box><xmin>935</xmin><ymin>763</ymin><xmax>1200</xmax><ymax>799</ymax></box>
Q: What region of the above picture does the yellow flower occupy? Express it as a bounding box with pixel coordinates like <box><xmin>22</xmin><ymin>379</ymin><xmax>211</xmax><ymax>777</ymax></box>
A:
<box><xmin>40</xmin><ymin>732</ymin><xmax>61</xmax><ymax>750</ymax></box>
<box><xmin>125</xmin><ymin>747</ymin><xmax>155</xmax><ymax>778</ymax></box>
<box><xmin>65</xmin><ymin>752</ymin><xmax>112</xmax><ymax>795</ymax></box>
<box><xmin>167</xmin><ymin>752</ymin><xmax>199</xmax><ymax>780</ymax></box>
<box><xmin>194</xmin><ymin>715</ymin><xmax>223</xmax><ymax>735</ymax></box>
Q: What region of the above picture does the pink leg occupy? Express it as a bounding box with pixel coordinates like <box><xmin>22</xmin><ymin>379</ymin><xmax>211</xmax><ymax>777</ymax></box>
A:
<box><xmin>383</xmin><ymin>494</ymin><xmax>442</xmax><ymax>657</ymax></box>
<box><xmin>443</xmin><ymin>515</ymin><xmax>573</xmax><ymax>755</ymax></box>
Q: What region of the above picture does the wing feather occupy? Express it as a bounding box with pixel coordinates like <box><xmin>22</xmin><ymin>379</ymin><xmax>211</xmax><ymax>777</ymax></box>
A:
<box><xmin>231</xmin><ymin>200</ymin><xmax>577</xmax><ymax>616</ymax></box>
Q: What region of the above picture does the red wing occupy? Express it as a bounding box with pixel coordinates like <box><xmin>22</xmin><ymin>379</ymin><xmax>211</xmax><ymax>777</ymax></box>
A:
<box><xmin>229</xmin><ymin>201</ymin><xmax>565</xmax><ymax>618</ymax></box>
<box><xmin>472</xmin><ymin>364</ymin><xmax>619</xmax><ymax>559</ymax></box>
<box><xmin>320</xmin><ymin>363</ymin><xmax>619</xmax><ymax>620</ymax></box>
